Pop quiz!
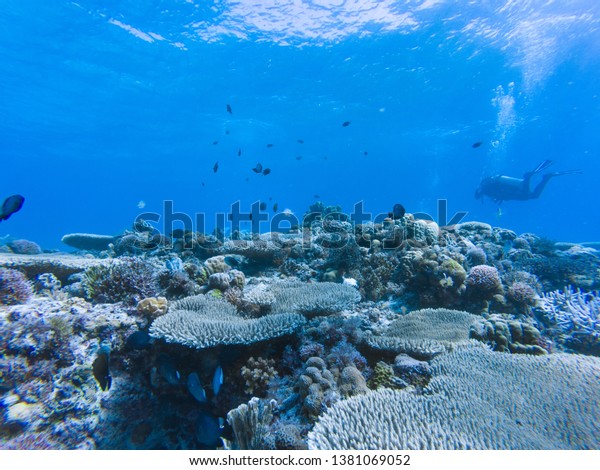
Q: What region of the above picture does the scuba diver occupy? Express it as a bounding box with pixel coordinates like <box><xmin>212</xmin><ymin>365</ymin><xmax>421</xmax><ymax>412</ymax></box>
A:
<box><xmin>475</xmin><ymin>160</ymin><xmax>582</xmax><ymax>204</ymax></box>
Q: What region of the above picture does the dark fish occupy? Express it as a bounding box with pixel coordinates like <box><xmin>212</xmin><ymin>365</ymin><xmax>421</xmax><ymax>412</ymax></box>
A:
<box><xmin>125</xmin><ymin>330</ymin><xmax>151</xmax><ymax>350</ymax></box>
<box><xmin>213</xmin><ymin>162</ymin><xmax>219</xmax><ymax>173</ymax></box>
<box><xmin>226</xmin><ymin>104</ymin><xmax>232</xmax><ymax>114</ymax></box>
<box><xmin>323</xmin><ymin>156</ymin><xmax>328</xmax><ymax>160</ymax></box>
<box><xmin>238</xmin><ymin>148</ymin><xmax>242</xmax><ymax>156</ymax></box>
<box><xmin>196</xmin><ymin>412</ymin><xmax>222</xmax><ymax>448</ymax></box>
<box><xmin>472</xmin><ymin>141</ymin><xmax>483</xmax><ymax>148</ymax></box>
<box><xmin>225</xmin><ymin>130</ymin><xmax>230</xmax><ymax>135</ymax></box>
<box><xmin>212</xmin><ymin>366</ymin><xmax>223</xmax><ymax>396</ymax></box>
<box><xmin>157</xmin><ymin>354</ymin><xmax>181</xmax><ymax>386</ymax></box>
<box><xmin>0</xmin><ymin>195</ymin><xmax>25</xmax><ymax>222</ymax></box>
<box><xmin>296</xmin><ymin>156</ymin><xmax>303</xmax><ymax>160</ymax></box>
<box><xmin>363</xmin><ymin>151</ymin><xmax>368</xmax><ymax>155</ymax></box>
<box><xmin>342</xmin><ymin>121</ymin><xmax>351</xmax><ymax>127</ymax></box>
<box><xmin>297</xmin><ymin>139</ymin><xmax>304</xmax><ymax>144</ymax></box>
<box><xmin>266</xmin><ymin>143</ymin><xmax>274</xmax><ymax>148</ymax></box>
<box><xmin>262</xmin><ymin>168</ymin><xmax>271</xmax><ymax>176</ymax></box>
<box><xmin>187</xmin><ymin>373</ymin><xmax>207</xmax><ymax>404</ymax></box>
<box><xmin>273</xmin><ymin>203</ymin><xmax>278</xmax><ymax>212</ymax></box>
<box><xmin>252</xmin><ymin>163</ymin><xmax>263</xmax><ymax>173</ymax></box>
<box><xmin>93</xmin><ymin>349</ymin><xmax>111</xmax><ymax>391</ymax></box>
<box><xmin>202</xmin><ymin>182</ymin><xmax>205</xmax><ymax>187</ymax></box>
<box><xmin>213</xmin><ymin>141</ymin><xmax>219</xmax><ymax>145</ymax></box>
<box><xmin>314</xmin><ymin>194</ymin><xmax>320</xmax><ymax>199</ymax></box>
<box><xmin>390</xmin><ymin>203</ymin><xmax>406</xmax><ymax>220</ymax></box>
<box><xmin>268</xmin><ymin>196</ymin><xmax>272</xmax><ymax>201</ymax></box>
<box><xmin>259</xmin><ymin>202</ymin><xmax>267</xmax><ymax>211</ymax></box>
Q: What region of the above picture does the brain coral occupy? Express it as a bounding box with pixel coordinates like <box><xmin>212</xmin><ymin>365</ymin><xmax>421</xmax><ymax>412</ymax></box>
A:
<box><xmin>308</xmin><ymin>343</ymin><xmax>600</xmax><ymax>450</ymax></box>
<box><xmin>148</xmin><ymin>294</ymin><xmax>305</xmax><ymax>349</ymax></box>
<box><xmin>365</xmin><ymin>308</ymin><xmax>479</xmax><ymax>359</ymax></box>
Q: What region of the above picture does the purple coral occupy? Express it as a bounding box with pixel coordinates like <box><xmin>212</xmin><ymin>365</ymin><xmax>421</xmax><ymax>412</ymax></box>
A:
<box><xmin>466</xmin><ymin>265</ymin><xmax>502</xmax><ymax>298</ymax></box>
<box><xmin>506</xmin><ymin>282</ymin><xmax>538</xmax><ymax>311</ymax></box>
<box><xmin>0</xmin><ymin>268</ymin><xmax>33</xmax><ymax>305</ymax></box>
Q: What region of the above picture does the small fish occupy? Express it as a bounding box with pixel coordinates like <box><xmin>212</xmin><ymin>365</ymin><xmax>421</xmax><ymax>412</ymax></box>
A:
<box><xmin>212</xmin><ymin>141</ymin><xmax>219</xmax><ymax>145</ymax></box>
<box><xmin>262</xmin><ymin>168</ymin><xmax>271</xmax><ymax>176</ymax></box>
<box><xmin>323</xmin><ymin>156</ymin><xmax>328</xmax><ymax>160</ymax></box>
<box><xmin>187</xmin><ymin>373</ymin><xmax>207</xmax><ymax>403</ymax></box>
<box><xmin>296</xmin><ymin>156</ymin><xmax>303</xmax><ymax>160</ymax></box>
<box><xmin>0</xmin><ymin>195</ymin><xmax>25</xmax><ymax>222</ymax></box>
<box><xmin>342</xmin><ymin>121</ymin><xmax>351</xmax><ymax>127</ymax></box>
<box><xmin>259</xmin><ymin>202</ymin><xmax>267</xmax><ymax>211</ymax></box>
<box><xmin>157</xmin><ymin>354</ymin><xmax>181</xmax><ymax>386</ymax></box>
<box><xmin>213</xmin><ymin>162</ymin><xmax>219</xmax><ymax>173</ymax></box>
<box><xmin>252</xmin><ymin>163</ymin><xmax>263</xmax><ymax>173</ymax></box>
<box><xmin>137</xmin><ymin>200</ymin><xmax>146</xmax><ymax>209</ymax></box>
<box><xmin>238</xmin><ymin>148</ymin><xmax>242</xmax><ymax>156</ymax></box>
<box><xmin>297</xmin><ymin>139</ymin><xmax>304</xmax><ymax>144</ymax></box>
<box><xmin>226</xmin><ymin>104</ymin><xmax>232</xmax><ymax>114</ymax></box>
<box><xmin>498</xmin><ymin>207</ymin><xmax>504</xmax><ymax>219</ymax></box>
<box><xmin>125</xmin><ymin>330</ymin><xmax>151</xmax><ymax>350</ymax></box>
<box><xmin>363</xmin><ymin>151</ymin><xmax>368</xmax><ymax>156</ymax></box>
<box><xmin>196</xmin><ymin>412</ymin><xmax>222</xmax><ymax>448</ymax></box>
<box><xmin>472</xmin><ymin>141</ymin><xmax>483</xmax><ymax>148</ymax></box>
<box><xmin>225</xmin><ymin>130</ymin><xmax>230</xmax><ymax>135</ymax></box>
<box><xmin>93</xmin><ymin>348</ymin><xmax>111</xmax><ymax>391</ymax></box>
<box><xmin>314</xmin><ymin>194</ymin><xmax>320</xmax><ymax>199</ymax></box>
<box><xmin>266</xmin><ymin>143</ymin><xmax>274</xmax><ymax>148</ymax></box>
<box><xmin>202</xmin><ymin>182</ymin><xmax>205</xmax><ymax>187</ymax></box>
<box><xmin>273</xmin><ymin>203</ymin><xmax>278</xmax><ymax>212</ymax></box>
<box><xmin>213</xmin><ymin>366</ymin><xmax>223</xmax><ymax>396</ymax></box>
<box><xmin>389</xmin><ymin>203</ymin><xmax>406</xmax><ymax>220</ymax></box>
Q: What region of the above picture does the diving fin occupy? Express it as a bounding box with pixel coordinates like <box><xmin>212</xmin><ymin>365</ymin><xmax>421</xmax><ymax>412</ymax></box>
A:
<box><xmin>532</xmin><ymin>160</ymin><xmax>554</xmax><ymax>174</ymax></box>
<box><xmin>547</xmin><ymin>169</ymin><xmax>583</xmax><ymax>177</ymax></box>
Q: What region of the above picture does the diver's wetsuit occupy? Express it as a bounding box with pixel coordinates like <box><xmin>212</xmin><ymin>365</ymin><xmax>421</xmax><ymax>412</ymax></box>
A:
<box><xmin>475</xmin><ymin>160</ymin><xmax>581</xmax><ymax>203</ymax></box>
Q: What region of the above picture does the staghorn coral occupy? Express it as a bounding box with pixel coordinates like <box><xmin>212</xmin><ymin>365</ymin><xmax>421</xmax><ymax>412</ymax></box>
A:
<box><xmin>538</xmin><ymin>286</ymin><xmax>600</xmax><ymax>355</ymax></box>
<box><xmin>365</xmin><ymin>308</ymin><xmax>479</xmax><ymax>359</ymax></box>
<box><xmin>308</xmin><ymin>343</ymin><xmax>600</xmax><ymax>450</ymax></box>
<box><xmin>148</xmin><ymin>294</ymin><xmax>306</xmax><ymax>349</ymax></box>
<box><xmin>0</xmin><ymin>268</ymin><xmax>33</xmax><ymax>305</ymax></box>
<box><xmin>242</xmin><ymin>283</ymin><xmax>276</xmax><ymax>316</ymax></box>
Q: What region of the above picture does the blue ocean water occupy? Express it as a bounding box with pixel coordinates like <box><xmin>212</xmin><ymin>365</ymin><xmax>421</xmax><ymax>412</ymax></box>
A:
<box><xmin>1</xmin><ymin>0</ymin><xmax>599</xmax><ymax>249</ymax></box>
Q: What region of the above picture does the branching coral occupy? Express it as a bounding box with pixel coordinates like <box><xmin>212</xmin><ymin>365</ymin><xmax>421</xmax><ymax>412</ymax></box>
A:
<box><xmin>308</xmin><ymin>343</ymin><xmax>600</xmax><ymax>450</ymax></box>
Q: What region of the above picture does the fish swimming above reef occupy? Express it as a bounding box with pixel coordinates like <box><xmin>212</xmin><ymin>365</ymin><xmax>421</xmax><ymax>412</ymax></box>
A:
<box><xmin>252</xmin><ymin>163</ymin><xmax>263</xmax><ymax>173</ymax></box>
<box><xmin>93</xmin><ymin>347</ymin><xmax>112</xmax><ymax>391</ymax></box>
<box><xmin>273</xmin><ymin>203</ymin><xmax>278</xmax><ymax>212</ymax></box>
<box><xmin>238</xmin><ymin>148</ymin><xmax>242</xmax><ymax>156</ymax></box>
<box><xmin>266</xmin><ymin>143</ymin><xmax>274</xmax><ymax>148</ymax></box>
<box><xmin>226</xmin><ymin>104</ymin><xmax>232</xmax><ymax>114</ymax></box>
<box><xmin>262</xmin><ymin>168</ymin><xmax>271</xmax><ymax>176</ymax></box>
<box><xmin>342</xmin><ymin>121</ymin><xmax>351</xmax><ymax>127</ymax></box>
<box><xmin>297</xmin><ymin>139</ymin><xmax>304</xmax><ymax>144</ymax></box>
<box><xmin>213</xmin><ymin>162</ymin><xmax>219</xmax><ymax>173</ymax></box>
<box><xmin>472</xmin><ymin>141</ymin><xmax>483</xmax><ymax>148</ymax></box>
<box><xmin>213</xmin><ymin>141</ymin><xmax>219</xmax><ymax>145</ymax></box>
<box><xmin>388</xmin><ymin>203</ymin><xmax>406</xmax><ymax>220</ymax></box>
<box><xmin>296</xmin><ymin>156</ymin><xmax>303</xmax><ymax>160</ymax></box>
<box><xmin>0</xmin><ymin>195</ymin><xmax>25</xmax><ymax>222</ymax></box>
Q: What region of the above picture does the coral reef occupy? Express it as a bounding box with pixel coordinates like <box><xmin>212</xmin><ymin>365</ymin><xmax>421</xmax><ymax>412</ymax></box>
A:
<box><xmin>365</xmin><ymin>308</ymin><xmax>479</xmax><ymax>359</ymax></box>
<box><xmin>538</xmin><ymin>286</ymin><xmax>600</xmax><ymax>355</ymax></box>
<box><xmin>308</xmin><ymin>343</ymin><xmax>600</xmax><ymax>450</ymax></box>
<box><xmin>0</xmin><ymin>268</ymin><xmax>33</xmax><ymax>305</ymax></box>
<box><xmin>240</xmin><ymin>357</ymin><xmax>278</xmax><ymax>396</ymax></box>
<box><xmin>469</xmin><ymin>315</ymin><xmax>546</xmax><ymax>355</ymax></box>
<box><xmin>8</xmin><ymin>239</ymin><xmax>42</xmax><ymax>255</ymax></box>
<box><xmin>61</xmin><ymin>233</ymin><xmax>116</xmax><ymax>252</ymax></box>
